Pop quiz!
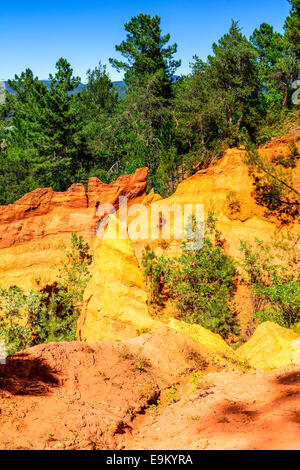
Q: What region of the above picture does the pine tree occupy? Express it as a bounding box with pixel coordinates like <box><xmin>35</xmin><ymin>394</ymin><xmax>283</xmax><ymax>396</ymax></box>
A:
<box><xmin>80</xmin><ymin>62</ymin><xmax>118</xmax><ymax>120</ymax></box>
<box><xmin>250</xmin><ymin>23</ymin><xmax>285</xmax><ymax>109</ymax></box>
<box><xmin>208</xmin><ymin>21</ymin><xmax>258</xmax><ymax>132</ymax></box>
<box><xmin>3</xmin><ymin>59</ymin><xmax>84</xmax><ymax>195</ymax></box>
<box><xmin>285</xmin><ymin>0</ymin><xmax>300</xmax><ymax>59</ymax></box>
<box><xmin>109</xmin><ymin>13</ymin><xmax>180</xmax><ymax>97</ymax></box>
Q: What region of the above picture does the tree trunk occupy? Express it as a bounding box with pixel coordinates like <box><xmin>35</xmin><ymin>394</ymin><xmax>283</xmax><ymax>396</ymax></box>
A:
<box><xmin>282</xmin><ymin>82</ymin><xmax>288</xmax><ymax>108</ymax></box>
<box><xmin>282</xmin><ymin>60</ymin><xmax>294</xmax><ymax>108</ymax></box>
<box><xmin>236</xmin><ymin>103</ymin><xmax>245</xmax><ymax>133</ymax></box>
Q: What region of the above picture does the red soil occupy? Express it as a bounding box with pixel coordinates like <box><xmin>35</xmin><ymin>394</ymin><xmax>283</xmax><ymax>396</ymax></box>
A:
<box><xmin>0</xmin><ymin>328</ymin><xmax>299</xmax><ymax>450</ymax></box>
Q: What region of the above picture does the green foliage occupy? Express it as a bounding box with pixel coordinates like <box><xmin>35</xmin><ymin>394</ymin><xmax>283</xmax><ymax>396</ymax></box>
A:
<box><xmin>149</xmin><ymin>400</ymin><xmax>161</xmax><ymax>411</ymax></box>
<box><xmin>254</xmin><ymin>272</ymin><xmax>300</xmax><ymax>328</ymax></box>
<box><xmin>142</xmin><ymin>244</ymin><xmax>166</xmax><ymax>306</ymax></box>
<box><xmin>239</xmin><ymin>238</ymin><xmax>300</xmax><ymax>329</ymax></box>
<box><xmin>0</xmin><ymin>60</ymin><xmax>85</xmax><ymax>203</ymax></box>
<box><xmin>0</xmin><ymin>287</ymin><xmax>33</xmax><ymax>356</ymax></box>
<box><xmin>208</xmin><ymin>21</ymin><xmax>259</xmax><ymax>134</ymax></box>
<box><xmin>284</xmin><ymin>0</ymin><xmax>300</xmax><ymax>58</ymax></box>
<box><xmin>109</xmin><ymin>13</ymin><xmax>180</xmax><ymax>89</ymax></box>
<box><xmin>143</xmin><ymin>234</ymin><xmax>239</xmax><ymax>339</ymax></box>
<box><xmin>239</xmin><ymin>238</ymin><xmax>277</xmax><ymax>315</ymax></box>
<box><xmin>189</xmin><ymin>371</ymin><xmax>207</xmax><ymax>392</ymax></box>
<box><xmin>58</xmin><ymin>232</ymin><xmax>92</xmax><ymax>303</ymax></box>
<box><xmin>136</xmin><ymin>361</ymin><xmax>147</xmax><ymax>373</ymax></box>
<box><xmin>245</xmin><ymin>144</ymin><xmax>300</xmax><ymax>223</ymax></box>
<box><xmin>0</xmin><ymin>233</ymin><xmax>92</xmax><ymax>355</ymax></box>
<box><xmin>272</xmin><ymin>139</ymin><xmax>299</xmax><ymax>168</ymax></box>
<box><xmin>163</xmin><ymin>385</ymin><xmax>178</xmax><ymax>404</ymax></box>
<box><xmin>80</xmin><ymin>62</ymin><xmax>118</xmax><ymax>120</ymax></box>
<box><xmin>0</xmin><ymin>8</ymin><xmax>299</xmax><ymax>202</ymax></box>
<box><xmin>169</xmin><ymin>239</ymin><xmax>239</xmax><ymax>338</ymax></box>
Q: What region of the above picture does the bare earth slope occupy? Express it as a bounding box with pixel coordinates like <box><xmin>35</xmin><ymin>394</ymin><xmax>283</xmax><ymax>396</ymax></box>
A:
<box><xmin>121</xmin><ymin>368</ymin><xmax>300</xmax><ymax>450</ymax></box>
<box><xmin>0</xmin><ymin>330</ymin><xmax>299</xmax><ymax>450</ymax></box>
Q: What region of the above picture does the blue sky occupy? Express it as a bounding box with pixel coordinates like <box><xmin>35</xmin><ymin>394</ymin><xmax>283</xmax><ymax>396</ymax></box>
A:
<box><xmin>0</xmin><ymin>0</ymin><xmax>290</xmax><ymax>82</ymax></box>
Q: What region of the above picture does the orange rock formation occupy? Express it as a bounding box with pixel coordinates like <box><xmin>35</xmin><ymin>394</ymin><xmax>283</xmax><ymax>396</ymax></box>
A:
<box><xmin>0</xmin><ymin>168</ymin><xmax>148</xmax><ymax>288</ymax></box>
<box><xmin>0</xmin><ymin>132</ymin><xmax>299</xmax><ymax>340</ymax></box>
<box><xmin>78</xmin><ymin>132</ymin><xmax>300</xmax><ymax>341</ymax></box>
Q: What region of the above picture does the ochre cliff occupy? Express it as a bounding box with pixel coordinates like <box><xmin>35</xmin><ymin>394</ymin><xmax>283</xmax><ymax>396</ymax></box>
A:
<box><xmin>78</xmin><ymin>132</ymin><xmax>300</xmax><ymax>342</ymax></box>
<box><xmin>0</xmin><ymin>168</ymin><xmax>148</xmax><ymax>288</ymax></box>
<box><xmin>77</xmin><ymin>190</ymin><xmax>162</xmax><ymax>342</ymax></box>
<box><xmin>0</xmin><ymin>133</ymin><xmax>299</xmax><ymax>350</ymax></box>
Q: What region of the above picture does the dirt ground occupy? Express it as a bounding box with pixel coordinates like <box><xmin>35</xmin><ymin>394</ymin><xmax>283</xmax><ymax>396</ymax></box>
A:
<box><xmin>0</xmin><ymin>329</ymin><xmax>299</xmax><ymax>450</ymax></box>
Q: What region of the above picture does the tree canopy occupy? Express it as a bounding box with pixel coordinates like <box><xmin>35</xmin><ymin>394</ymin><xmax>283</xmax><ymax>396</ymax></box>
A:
<box><xmin>0</xmin><ymin>7</ymin><xmax>299</xmax><ymax>204</ymax></box>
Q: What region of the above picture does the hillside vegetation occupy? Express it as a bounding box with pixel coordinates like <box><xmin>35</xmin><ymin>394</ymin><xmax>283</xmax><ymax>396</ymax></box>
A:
<box><xmin>0</xmin><ymin>1</ymin><xmax>300</xmax><ymax>203</ymax></box>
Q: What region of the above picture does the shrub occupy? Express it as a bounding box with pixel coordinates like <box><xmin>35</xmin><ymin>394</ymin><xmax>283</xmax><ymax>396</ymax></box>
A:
<box><xmin>239</xmin><ymin>238</ymin><xmax>300</xmax><ymax>329</ymax></box>
<box><xmin>239</xmin><ymin>239</ymin><xmax>276</xmax><ymax>315</ymax></box>
<box><xmin>271</xmin><ymin>140</ymin><xmax>299</xmax><ymax>169</ymax></box>
<box><xmin>254</xmin><ymin>272</ymin><xmax>300</xmax><ymax>328</ymax></box>
<box><xmin>143</xmin><ymin>235</ymin><xmax>239</xmax><ymax>339</ymax></box>
<box><xmin>245</xmin><ymin>145</ymin><xmax>300</xmax><ymax>224</ymax></box>
<box><xmin>0</xmin><ymin>233</ymin><xmax>92</xmax><ymax>355</ymax></box>
<box><xmin>0</xmin><ymin>286</ymin><xmax>33</xmax><ymax>356</ymax></box>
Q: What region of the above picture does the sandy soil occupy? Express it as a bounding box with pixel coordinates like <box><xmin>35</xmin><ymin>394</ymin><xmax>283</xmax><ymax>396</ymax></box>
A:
<box><xmin>0</xmin><ymin>330</ymin><xmax>299</xmax><ymax>450</ymax></box>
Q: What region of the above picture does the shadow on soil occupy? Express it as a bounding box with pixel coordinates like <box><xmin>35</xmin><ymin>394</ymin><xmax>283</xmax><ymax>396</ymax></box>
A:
<box><xmin>0</xmin><ymin>352</ymin><xmax>60</xmax><ymax>396</ymax></box>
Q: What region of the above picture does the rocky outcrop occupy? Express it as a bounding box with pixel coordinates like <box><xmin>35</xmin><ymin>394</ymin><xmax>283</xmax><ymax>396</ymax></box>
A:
<box><xmin>0</xmin><ymin>168</ymin><xmax>148</xmax><ymax>288</ymax></box>
<box><xmin>87</xmin><ymin>168</ymin><xmax>148</xmax><ymax>208</ymax></box>
<box><xmin>78</xmin><ymin>133</ymin><xmax>300</xmax><ymax>341</ymax></box>
<box><xmin>146</xmin><ymin>137</ymin><xmax>300</xmax><ymax>260</ymax></box>
<box><xmin>77</xmin><ymin>190</ymin><xmax>162</xmax><ymax>342</ymax></box>
<box><xmin>168</xmin><ymin>318</ymin><xmax>241</xmax><ymax>363</ymax></box>
<box><xmin>237</xmin><ymin>321</ymin><xmax>300</xmax><ymax>370</ymax></box>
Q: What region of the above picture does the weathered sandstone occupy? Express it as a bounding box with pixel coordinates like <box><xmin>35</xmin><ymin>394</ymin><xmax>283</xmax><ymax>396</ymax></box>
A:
<box><xmin>0</xmin><ymin>168</ymin><xmax>148</xmax><ymax>288</ymax></box>
<box><xmin>78</xmin><ymin>133</ymin><xmax>300</xmax><ymax>341</ymax></box>
<box><xmin>237</xmin><ymin>321</ymin><xmax>300</xmax><ymax>370</ymax></box>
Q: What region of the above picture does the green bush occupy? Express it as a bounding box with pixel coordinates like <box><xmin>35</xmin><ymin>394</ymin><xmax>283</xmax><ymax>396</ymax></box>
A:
<box><xmin>254</xmin><ymin>272</ymin><xmax>300</xmax><ymax>328</ymax></box>
<box><xmin>143</xmin><ymin>236</ymin><xmax>239</xmax><ymax>339</ymax></box>
<box><xmin>0</xmin><ymin>233</ymin><xmax>92</xmax><ymax>355</ymax></box>
<box><xmin>239</xmin><ymin>238</ymin><xmax>300</xmax><ymax>329</ymax></box>
<box><xmin>0</xmin><ymin>286</ymin><xmax>33</xmax><ymax>356</ymax></box>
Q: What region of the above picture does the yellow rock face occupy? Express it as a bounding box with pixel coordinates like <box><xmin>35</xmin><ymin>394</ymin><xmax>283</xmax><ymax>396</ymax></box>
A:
<box><xmin>237</xmin><ymin>321</ymin><xmax>300</xmax><ymax>370</ymax></box>
<box><xmin>77</xmin><ymin>213</ymin><xmax>159</xmax><ymax>342</ymax></box>
<box><xmin>168</xmin><ymin>318</ymin><xmax>238</xmax><ymax>360</ymax></box>
<box><xmin>148</xmin><ymin>144</ymin><xmax>300</xmax><ymax>260</ymax></box>
<box><xmin>79</xmin><ymin>134</ymin><xmax>300</xmax><ymax>342</ymax></box>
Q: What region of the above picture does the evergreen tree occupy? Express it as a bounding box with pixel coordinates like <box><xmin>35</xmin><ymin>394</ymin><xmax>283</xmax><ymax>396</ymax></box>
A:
<box><xmin>208</xmin><ymin>21</ymin><xmax>258</xmax><ymax>133</ymax></box>
<box><xmin>285</xmin><ymin>0</ymin><xmax>300</xmax><ymax>58</ymax></box>
<box><xmin>109</xmin><ymin>13</ymin><xmax>180</xmax><ymax>85</ymax></box>
<box><xmin>104</xmin><ymin>14</ymin><xmax>181</xmax><ymax>193</ymax></box>
<box><xmin>80</xmin><ymin>62</ymin><xmax>118</xmax><ymax>120</ymax></box>
<box><xmin>250</xmin><ymin>23</ymin><xmax>285</xmax><ymax>109</ymax></box>
<box><xmin>1</xmin><ymin>59</ymin><xmax>84</xmax><ymax>199</ymax></box>
<box><xmin>31</xmin><ymin>58</ymin><xmax>83</xmax><ymax>188</ymax></box>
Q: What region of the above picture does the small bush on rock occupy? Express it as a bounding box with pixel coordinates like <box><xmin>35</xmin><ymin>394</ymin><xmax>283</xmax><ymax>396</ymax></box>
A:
<box><xmin>0</xmin><ymin>233</ymin><xmax>92</xmax><ymax>355</ymax></box>
<box><xmin>143</xmin><ymin>232</ymin><xmax>239</xmax><ymax>339</ymax></box>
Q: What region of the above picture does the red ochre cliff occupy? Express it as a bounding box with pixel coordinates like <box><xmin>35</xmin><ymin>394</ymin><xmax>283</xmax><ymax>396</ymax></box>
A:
<box><xmin>0</xmin><ymin>168</ymin><xmax>148</xmax><ymax>288</ymax></box>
